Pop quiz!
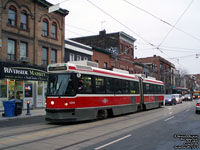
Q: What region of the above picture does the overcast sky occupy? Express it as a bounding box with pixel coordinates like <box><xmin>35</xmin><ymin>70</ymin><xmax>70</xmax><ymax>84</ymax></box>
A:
<box><xmin>48</xmin><ymin>0</ymin><xmax>200</xmax><ymax>74</ymax></box>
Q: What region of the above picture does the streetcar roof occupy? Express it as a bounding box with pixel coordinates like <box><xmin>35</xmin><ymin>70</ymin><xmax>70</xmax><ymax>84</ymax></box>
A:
<box><xmin>48</xmin><ymin>62</ymin><xmax>164</xmax><ymax>85</ymax></box>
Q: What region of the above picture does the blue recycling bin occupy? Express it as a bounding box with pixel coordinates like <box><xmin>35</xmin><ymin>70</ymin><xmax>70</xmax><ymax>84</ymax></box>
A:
<box><xmin>3</xmin><ymin>100</ymin><xmax>16</xmax><ymax>117</ymax></box>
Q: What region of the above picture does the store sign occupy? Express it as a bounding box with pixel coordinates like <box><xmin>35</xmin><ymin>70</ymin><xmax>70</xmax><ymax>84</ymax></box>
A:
<box><xmin>0</xmin><ymin>62</ymin><xmax>47</xmax><ymax>81</ymax></box>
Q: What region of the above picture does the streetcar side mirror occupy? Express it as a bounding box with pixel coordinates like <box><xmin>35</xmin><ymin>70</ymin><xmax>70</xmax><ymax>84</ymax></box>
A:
<box><xmin>77</xmin><ymin>73</ymin><xmax>81</xmax><ymax>78</ymax></box>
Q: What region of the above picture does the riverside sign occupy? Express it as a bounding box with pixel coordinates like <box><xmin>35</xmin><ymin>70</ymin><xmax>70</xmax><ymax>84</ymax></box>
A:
<box><xmin>0</xmin><ymin>62</ymin><xmax>47</xmax><ymax>81</ymax></box>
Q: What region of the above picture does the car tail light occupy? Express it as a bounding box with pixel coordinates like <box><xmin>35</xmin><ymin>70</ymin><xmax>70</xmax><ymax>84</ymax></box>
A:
<box><xmin>196</xmin><ymin>103</ymin><xmax>200</xmax><ymax>107</ymax></box>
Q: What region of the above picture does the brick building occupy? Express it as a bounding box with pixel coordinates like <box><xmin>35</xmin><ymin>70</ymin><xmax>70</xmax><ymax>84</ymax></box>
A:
<box><xmin>0</xmin><ymin>0</ymin><xmax>68</xmax><ymax>110</ymax></box>
<box><xmin>135</xmin><ymin>55</ymin><xmax>176</xmax><ymax>93</ymax></box>
<box><xmin>92</xmin><ymin>47</ymin><xmax>111</xmax><ymax>69</ymax></box>
<box><xmin>71</xmin><ymin>30</ymin><xmax>141</xmax><ymax>74</ymax></box>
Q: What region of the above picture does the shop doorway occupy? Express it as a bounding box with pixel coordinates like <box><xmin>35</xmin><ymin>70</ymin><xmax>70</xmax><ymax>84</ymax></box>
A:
<box><xmin>24</xmin><ymin>82</ymin><xmax>33</xmax><ymax>109</ymax></box>
<box><xmin>36</xmin><ymin>81</ymin><xmax>46</xmax><ymax>107</ymax></box>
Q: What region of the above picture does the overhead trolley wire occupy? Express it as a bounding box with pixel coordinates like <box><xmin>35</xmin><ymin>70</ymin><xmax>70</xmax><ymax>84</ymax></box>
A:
<box><xmin>158</xmin><ymin>0</ymin><xmax>194</xmax><ymax>48</ymax></box>
<box><xmin>86</xmin><ymin>0</ymin><xmax>160</xmax><ymax>51</ymax></box>
<box><xmin>122</xmin><ymin>0</ymin><xmax>200</xmax><ymax>43</ymax></box>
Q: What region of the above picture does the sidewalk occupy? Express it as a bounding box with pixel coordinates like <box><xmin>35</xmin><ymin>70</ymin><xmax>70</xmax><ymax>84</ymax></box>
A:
<box><xmin>0</xmin><ymin>108</ymin><xmax>46</xmax><ymax>122</ymax></box>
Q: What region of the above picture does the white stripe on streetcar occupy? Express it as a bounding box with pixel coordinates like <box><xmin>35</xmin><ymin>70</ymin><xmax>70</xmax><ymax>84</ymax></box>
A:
<box><xmin>95</xmin><ymin>134</ymin><xmax>132</xmax><ymax>150</ymax></box>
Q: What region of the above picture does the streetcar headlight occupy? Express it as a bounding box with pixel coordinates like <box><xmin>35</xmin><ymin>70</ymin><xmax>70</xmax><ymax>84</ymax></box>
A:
<box><xmin>51</xmin><ymin>101</ymin><xmax>55</xmax><ymax>105</ymax></box>
<box><xmin>64</xmin><ymin>101</ymin><xmax>68</xmax><ymax>106</ymax></box>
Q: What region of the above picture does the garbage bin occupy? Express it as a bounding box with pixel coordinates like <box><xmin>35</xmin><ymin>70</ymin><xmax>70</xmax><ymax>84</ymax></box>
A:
<box><xmin>3</xmin><ymin>100</ymin><xmax>16</xmax><ymax>117</ymax></box>
<box><xmin>15</xmin><ymin>99</ymin><xmax>23</xmax><ymax>116</ymax></box>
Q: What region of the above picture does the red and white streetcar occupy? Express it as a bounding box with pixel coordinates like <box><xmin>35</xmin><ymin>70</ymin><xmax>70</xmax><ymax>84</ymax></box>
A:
<box><xmin>45</xmin><ymin>61</ymin><xmax>164</xmax><ymax>122</ymax></box>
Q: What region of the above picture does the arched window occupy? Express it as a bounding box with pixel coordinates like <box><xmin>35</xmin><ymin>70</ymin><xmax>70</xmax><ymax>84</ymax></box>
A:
<box><xmin>8</xmin><ymin>5</ymin><xmax>17</xmax><ymax>26</ymax></box>
<box><xmin>51</xmin><ymin>22</ymin><xmax>57</xmax><ymax>39</ymax></box>
<box><xmin>20</xmin><ymin>10</ymin><xmax>28</xmax><ymax>30</ymax></box>
<box><xmin>42</xmin><ymin>19</ymin><xmax>49</xmax><ymax>36</ymax></box>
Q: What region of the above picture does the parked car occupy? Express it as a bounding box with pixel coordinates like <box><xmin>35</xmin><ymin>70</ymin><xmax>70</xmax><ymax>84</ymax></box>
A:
<box><xmin>172</xmin><ymin>94</ymin><xmax>182</xmax><ymax>104</ymax></box>
<box><xmin>193</xmin><ymin>93</ymin><xmax>200</xmax><ymax>99</ymax></box>
<box><xmin>164</xmin><ymin>94</ymin><xmax>176</xmax><ymax>105</ymax></box>
<box><xmin>196</xmin><ymin>99</ymin><xmax>200</xmax><ymax>114</ymax></box>
<box><xmin>183</xmin><ymin>94</ymin><xmax>191</xmax><ymax>101</ymax></box>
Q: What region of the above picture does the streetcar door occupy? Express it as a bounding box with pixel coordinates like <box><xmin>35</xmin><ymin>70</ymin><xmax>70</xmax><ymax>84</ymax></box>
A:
<box><xmin>138</xmin><ymin>77</ymin><xmax>144</xmax><ymax>109</ymax></box>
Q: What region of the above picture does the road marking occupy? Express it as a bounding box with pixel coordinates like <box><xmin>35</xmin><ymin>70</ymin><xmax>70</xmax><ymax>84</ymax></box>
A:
<box><xmin>95</xmin><ymin>134</ymin><xmax>131</xmax><ymax>150</ymax></box>
<box><xmin>164</xmin><ymin>116</ymin><xmax>174</xmax><ymax>121</ymax></box>
<box><xmin>168</xmin><ymin>112</ymin><xmax>173</xmax><ymax>115</ymax></box>
<box><xmin>185</xmin><ymin>109</ymin><xmax>190</xmax><ymax>112</ymax></box>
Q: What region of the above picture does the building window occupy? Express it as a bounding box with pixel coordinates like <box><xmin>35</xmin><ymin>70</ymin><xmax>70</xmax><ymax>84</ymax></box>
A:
<box><xmin>20</xmin><ymin>11</ymin><xmax>28</xmax><ymax>30</ymax></box>
<box><xmin>77</xmin><ymin>55</ymin><xmax>81</xmax><ymax>61</ymax></box>
<box><xmin>20</xmin><ymin>42</ymin><xmax>27</xmax><ymax>57</ymax></box>
<box><xmin>51</xmin><ymin>22</ymin><xmax>57</xmax><ymax>39</ymax></box>
<box><xmin>84</xmin><ymin>57</ymin><xmax>88</xmax><ymax>61</ymax></box>
<box><xmin>120</xmin><ymin>43</ymin><xmax>123</xmax><ymax>53</ymax></box>
<box><xmin>51</xmin><ymin>49</ymin><xmax>57</xmax><ymax>64</ymax></box>
<box><xmin>125</xmin><ymin>45</ymin><xmax>129</xmax><ymax>55</ymax></box>
<box><xmin>42</xmin><ymin>47</ymin><xmax>48</xmax><ymax>65</ymax></box>
<box><xmin>8</xmin><ymin>39</ymin><xmax>16</xmax><ymax>60</ymax></box>
<box><xmin>69</xmin><ymin>53</ymin><xmax>75</xmax><ymax>61</ymax></box>
<box><xmin>131</xmin><ymin>48</ymin><xmax>134</xmax><ymax>57</ymax></box>
<box><xmin>42</xmin><ymin>19</ymin><xmax>48</xmax><ymax>37</ymax></box>
<box><xmin>8</xmin><ymin>6</ymin><xmax>17</xmax><ymax>26</ymax></box>
<box><xmin>104</xmin><ymin>62</ymin><xmax>107</xmax><ymax>69</ymax></box>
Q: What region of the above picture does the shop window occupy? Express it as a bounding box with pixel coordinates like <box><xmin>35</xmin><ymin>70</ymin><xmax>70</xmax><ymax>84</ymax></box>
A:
<box><xmin>8</xmin><ymin>6</ymin><xmax>17</xmax><ymax>26</ymax></box>
<box><xmin>8</xmin><ymin>39</ymin><xmax>16</xmax><ymax>60</ymax></box>
<box><xmin>16</xmin><ymin>81</ymin><xmax>23</xmax><ymax>100</ymax></box>
<box><xmin>8</xmin><ymin>80</ymin><xmax>15</xmax><ymax>99</ymax></box>
<box><xmin>0</xmin><ymin>80</ymin><xmax>7</xmax><ymax>98</ymax></box>
<box><xmin>25</xmin><ymin>84</ymin><xmax>32</xmax><ymax>97</ymax></box>
<box><xmin>51</xmin><ymin>49</ymin><xmax>57</xmax><ymax>64</ymax></box>
<box><xmin>20</xmin><ymin>10</ymin><xmax>28</xmax><ymax>30</ymax></box>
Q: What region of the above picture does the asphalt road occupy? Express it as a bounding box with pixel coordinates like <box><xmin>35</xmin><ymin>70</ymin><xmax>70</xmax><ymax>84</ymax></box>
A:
<box><xmin>0</xmin><ymin>101</ymin><xmax>199</xmax><ymax>150</ymax></box>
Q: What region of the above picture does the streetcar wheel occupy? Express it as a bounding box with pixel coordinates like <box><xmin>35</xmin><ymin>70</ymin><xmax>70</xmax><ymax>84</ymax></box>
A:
<box><xmin>97</xmin><ymin>110</ymin><xmax>108</xmax><ymax>120</ymax></box>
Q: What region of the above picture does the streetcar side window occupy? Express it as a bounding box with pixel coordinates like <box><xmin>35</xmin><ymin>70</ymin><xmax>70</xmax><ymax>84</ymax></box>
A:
<box><xmin>115</xmin><ymin>79</ymin><xmax>123</xmax><ymax>94</ymax></box>
<box><xmin>105</xmin><ymin>78</ymin><xmax>114</xmax><ymax>94</ymax></box>
<box><xmin>95</xmin><ymin>77</ymin><xmax>106</xmax><ymax>94</ymax></box>
<box><xmin>78</xmin><ymin>75</ymin><xmax>93</xmax><ymax>94</ymax></box>
<box><xmin>122</xmin><ymin>80</ymin><xmax>130</xmax><ymax>94</ymax></box>
<box><xmin>130</xmin><ymin>81</ymin><xmax>139</xmax><ymax>94</ymax></box>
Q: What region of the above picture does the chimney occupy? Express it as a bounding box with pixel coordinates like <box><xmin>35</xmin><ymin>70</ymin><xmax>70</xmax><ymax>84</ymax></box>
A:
<box><xmin>99</xmin><ymin>30</ymin><xmax>106</xmax><ymax>36</ymax></box>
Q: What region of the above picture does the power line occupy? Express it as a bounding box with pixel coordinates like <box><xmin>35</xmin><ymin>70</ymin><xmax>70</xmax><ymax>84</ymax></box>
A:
<box><xmin>122</xmin><ymin>0</ymin><xmax>200</xmax><ymax>43</ymax></box>
<box><xmin>65</xmin><ymin>24</ymin><xmax>96</xmax><ymax>34</ymax></box>
<box><xmin>86</xmin><ymin>0</ymin><xmax>158</xmax><ymax>50</ymax></box>
<box><xmin>158</xmin><ymin>0</ymin><xmax>194</xmax><ymax>47</ymax></box>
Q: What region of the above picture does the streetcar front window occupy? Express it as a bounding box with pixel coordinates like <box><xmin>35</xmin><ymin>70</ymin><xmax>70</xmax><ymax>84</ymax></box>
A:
<box><xmin>47</xmin><ymin>73</ymin><xmax>75</xmax><ymax>96</ymax></box>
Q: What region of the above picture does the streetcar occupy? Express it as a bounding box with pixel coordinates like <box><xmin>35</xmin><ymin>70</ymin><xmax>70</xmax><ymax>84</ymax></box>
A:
<box><xmin>45</xmin><ymin>61</ymin><xmax>164</xmax><ymax>122</ymax></box>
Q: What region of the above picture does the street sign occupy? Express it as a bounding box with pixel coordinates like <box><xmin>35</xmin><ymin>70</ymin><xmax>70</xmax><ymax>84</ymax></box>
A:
<box><xmin>48</xmin><ymin>4</ymin><xmax>60</xmax><ymax>13</ymax></box>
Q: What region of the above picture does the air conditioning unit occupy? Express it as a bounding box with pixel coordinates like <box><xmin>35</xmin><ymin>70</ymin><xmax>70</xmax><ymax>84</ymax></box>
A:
<box><xmin>20</xmin><ymin>56</ymin><xmax>29</xmax><ymax>62</ymax></box>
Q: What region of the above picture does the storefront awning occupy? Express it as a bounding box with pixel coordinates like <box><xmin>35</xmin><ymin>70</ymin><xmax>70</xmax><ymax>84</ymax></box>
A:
<box><xmin>0</xmin><ymin>61</ymin><xmax>47</xmax><ymax>81</ymax></box>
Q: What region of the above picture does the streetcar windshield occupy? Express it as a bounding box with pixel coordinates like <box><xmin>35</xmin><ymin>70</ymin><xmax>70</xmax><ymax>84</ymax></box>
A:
<box><xmin>47</xmin><ymin>73</ymin><xmax>75</xmax><ymax>96</ymax></box>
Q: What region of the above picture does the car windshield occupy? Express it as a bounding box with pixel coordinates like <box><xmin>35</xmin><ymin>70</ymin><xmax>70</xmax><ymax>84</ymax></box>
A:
<box><xmin>47</xmin><ymin>73</ymin><xmax>75</xmax><ymax>96</ymax></box>
<box><xmin>173</xmin><ymin>95</ymin><xmax>179</xmax><ymax>98</ymax></box>
<box><xmin>165</xmin><ymin>95</ymin><xmax>172</xmax><ymax>98</ymax></box>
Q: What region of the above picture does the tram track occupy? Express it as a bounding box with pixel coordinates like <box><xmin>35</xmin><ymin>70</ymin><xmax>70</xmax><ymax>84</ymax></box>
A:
<box><xmin>0</xmin><ymin>103</ymin><xmax>194</xmax><ymax>150</ymax></box>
